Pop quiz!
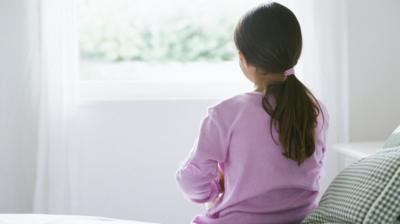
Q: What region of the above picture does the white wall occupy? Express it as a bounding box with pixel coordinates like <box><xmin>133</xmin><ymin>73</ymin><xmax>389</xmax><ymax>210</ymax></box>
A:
<box><xmin>0</xmin><ymin>0</ymin><xmax>38</xmax><ymax>212</ymax></box>
<box><xmin>347</xmin><ymin>0</ymin><xmax>400</xmax><ymax>141</ymax></box>
<box><xmin>69</xmin><ymin>100</ymin><xmax>217</xmax><ymax>223</ymax></box>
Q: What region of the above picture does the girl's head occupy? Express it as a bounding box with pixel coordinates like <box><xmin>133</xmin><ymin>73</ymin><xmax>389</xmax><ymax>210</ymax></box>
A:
<box><xmin>234</xmin><ymin>2</ymin><xmax>301</xmax><ymax>79</ymax></box>
<box><xmin>234</xmin><ymin>2</ymin><xmax>322</xmax><ymax>165</ymax></box>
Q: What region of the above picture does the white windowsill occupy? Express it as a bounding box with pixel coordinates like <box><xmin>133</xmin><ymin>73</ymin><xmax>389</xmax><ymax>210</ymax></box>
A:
<box><xmin>333</xmin><ymin>141</ymin><xmax>385</xmax><ymax>160</ymax></box>
<box><xmin>333</xmin><ymin>141</ymin><xmax>385</xmax><ymax>170</ymax></box>
<box><xmin>78</xmin><ymin>81</ymin><xmax>252</xmax><ymax>101</ymax></box>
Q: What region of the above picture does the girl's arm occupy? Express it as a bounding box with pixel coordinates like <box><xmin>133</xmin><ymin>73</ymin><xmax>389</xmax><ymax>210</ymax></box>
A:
<box><xmin>205</xmin><ymin>168</ymin><xmax>224</xmax><ymax>210</ymax></box>
<box><xmin>176</xmin><ymin>107</ymin><xmax>228</xmax><ymax>204</ymax></box>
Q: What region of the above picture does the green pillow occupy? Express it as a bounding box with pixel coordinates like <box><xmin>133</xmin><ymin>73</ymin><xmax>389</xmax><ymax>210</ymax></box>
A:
<box><xmin>302</xmin><ymin>147</ymin><xmax>400</xmax><ymax>224</ymax></box>
<box><xmin>384</xmin><ymin>125</ymin><xmax>400</xmax><ymax>148</ymax></box>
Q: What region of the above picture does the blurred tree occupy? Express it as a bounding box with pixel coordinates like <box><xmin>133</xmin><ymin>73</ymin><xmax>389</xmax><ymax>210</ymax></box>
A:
<box><xmin>79</xmin><ymin>9</ymin><xmax>237</xmax><ymax>62</ymax></box>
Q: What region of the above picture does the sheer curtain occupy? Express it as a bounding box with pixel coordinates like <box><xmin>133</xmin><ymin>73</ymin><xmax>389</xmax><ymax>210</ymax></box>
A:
<box><xmin>0</xmin><ymin>0</ymin><xmax>78</xmax><ymax>213</ymax></box>
<box><xmin>32</xmin><ymin>0</ymin><xmax>79</xmax><ymax>213</ymax></box>
<box><xmin>0</xmin><ymin>0</ymin><xmax>40</xmax><ymax>212</ymax></box>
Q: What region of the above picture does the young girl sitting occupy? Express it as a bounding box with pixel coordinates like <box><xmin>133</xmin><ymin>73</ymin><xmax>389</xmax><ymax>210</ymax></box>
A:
<box><xmin>176</xmin><ymin>2</ymin><xmax>329</xmax><ymax>224</ymax></box>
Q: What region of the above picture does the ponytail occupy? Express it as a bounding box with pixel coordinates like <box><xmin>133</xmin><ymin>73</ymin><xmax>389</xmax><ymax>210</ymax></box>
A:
<box><xmin>262</xmin><ymin>75</ymin><xmax>322</xmax><ymax>165</ymax></box>
<box><xmin>233</xmin><ymin>3</ymin><xmax>320</xmax><ymax>164</ymax></box>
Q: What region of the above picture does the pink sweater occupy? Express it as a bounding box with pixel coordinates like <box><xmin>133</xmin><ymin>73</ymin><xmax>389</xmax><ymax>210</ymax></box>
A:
<box><xmin>176</xmin><ymin>91</ymin><xmax>329</xmax><ymax>224</ymax></box>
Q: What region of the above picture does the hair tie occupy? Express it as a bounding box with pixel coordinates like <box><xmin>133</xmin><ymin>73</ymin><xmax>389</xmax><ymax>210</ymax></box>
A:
<box><xmin>284</xmin><ymin>68</ymin><xmax>295</xmax><ymax>76</ymax></box>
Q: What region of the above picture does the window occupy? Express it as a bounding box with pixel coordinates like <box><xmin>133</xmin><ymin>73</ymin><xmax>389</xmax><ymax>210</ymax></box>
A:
<box><xmin>78</xmin><ymin>0</ymin><xmax>255</xmax><ymax>99</ymax></box>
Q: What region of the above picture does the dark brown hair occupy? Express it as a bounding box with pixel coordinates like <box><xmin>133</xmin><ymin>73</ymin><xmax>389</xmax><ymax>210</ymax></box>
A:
<box><xmin>234</xmin><ymin>2</ymin><xmax>322</xmax><ymax>165</ymax></box>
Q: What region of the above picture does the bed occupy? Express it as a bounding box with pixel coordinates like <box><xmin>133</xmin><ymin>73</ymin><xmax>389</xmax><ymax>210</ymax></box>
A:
<box><xmin>0</xmin><ymin>214</ymin><xmax>158</xmax><ymax>224</ymax></box>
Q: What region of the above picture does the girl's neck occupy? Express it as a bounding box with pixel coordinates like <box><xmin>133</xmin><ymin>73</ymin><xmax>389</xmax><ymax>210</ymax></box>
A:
<box><xmin>253</xmin><ymin>86</ymin><xmax>266</xmax><ymax>94</ymax></box>
<box><xmin>252</xmin><ymin>72</ymin><xmax>287</xmax><ymax>93</ymax></box>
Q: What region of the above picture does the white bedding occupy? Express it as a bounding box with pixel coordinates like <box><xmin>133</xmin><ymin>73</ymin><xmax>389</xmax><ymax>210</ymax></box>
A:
<box><xmin>0</xmin><ymin>214</ymin><xmax>158</xmax><ymax>224</ymax></box>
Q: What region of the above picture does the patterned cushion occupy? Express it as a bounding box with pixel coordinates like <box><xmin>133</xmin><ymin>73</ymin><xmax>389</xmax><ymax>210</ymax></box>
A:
<box><xmin>383</xmin><ymin>125</ymin><xmax>400</xmax><ymax>148</ymax></box>
<box><xmin>302</xmin><ymin>147</ymin><xmax>400</xmax><ymax>224</ymax></box>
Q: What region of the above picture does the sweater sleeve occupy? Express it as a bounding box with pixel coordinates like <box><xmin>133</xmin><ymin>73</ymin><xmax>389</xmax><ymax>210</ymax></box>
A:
<box><xmin>176</xmin><ymin>107</ymin><xmax>229</xmax><ymax>204</ymax></box>
<box><xmin>315</xmin><ymin>101</ymin><xmax>329</xmax><ymax>163</ymax></box>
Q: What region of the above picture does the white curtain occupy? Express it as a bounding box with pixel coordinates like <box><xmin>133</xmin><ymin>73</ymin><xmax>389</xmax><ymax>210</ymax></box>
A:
<box><xmin>0</xmin><ymin>0</ymin><xmax>40</xmax><ymax>212</ymax></box>
<box><xmin>0</xmin><ymin>0</ymin><xmax>78</xmax><ymax>213</ymax></box>
<box><xmin>33</xmin><ymin>0</ymin><xmax>79</xmax><ymax>213</ymax></box>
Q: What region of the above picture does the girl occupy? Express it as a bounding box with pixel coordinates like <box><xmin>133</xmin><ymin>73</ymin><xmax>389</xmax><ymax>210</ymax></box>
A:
<box><xmin>176</xmin><ymin>2</ymin><xmax>328</xmax><ymax>224</ymax></box>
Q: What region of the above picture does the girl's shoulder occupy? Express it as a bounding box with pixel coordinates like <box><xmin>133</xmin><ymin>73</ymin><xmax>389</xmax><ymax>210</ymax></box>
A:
<box><xmin>208</xmin><ymin>91</ymin><xmax>261</xmax><ymax>115</ymax></box>
<box><xmin>205</xmin><ymin>92</ymin><xmax>263</xmax><ymax>130</ymax></box>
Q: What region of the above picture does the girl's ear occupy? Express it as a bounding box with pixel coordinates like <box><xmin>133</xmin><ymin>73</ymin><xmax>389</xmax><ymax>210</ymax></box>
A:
<box><xmin>239</xmin><ymin>51</ymin><xmax>257</xmax><ymax>75</ymax></box>
<box><xmin>238</xmin><ymin>51</ymin><xmax>248</xmax><ymax>69</ymax></box>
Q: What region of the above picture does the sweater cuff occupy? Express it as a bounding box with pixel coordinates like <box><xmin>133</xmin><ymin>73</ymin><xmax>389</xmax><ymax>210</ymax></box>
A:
<box><xmin>192</xmin><ymin>178</ymin><xmax>221</xmax><ymax>204</ymax></box>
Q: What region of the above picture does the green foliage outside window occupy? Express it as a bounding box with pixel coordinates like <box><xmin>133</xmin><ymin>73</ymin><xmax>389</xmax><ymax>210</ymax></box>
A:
<box><xmin>80</xmin><ymin>15</ymin><xmax>237</xmax><ymax>62</ymax></box>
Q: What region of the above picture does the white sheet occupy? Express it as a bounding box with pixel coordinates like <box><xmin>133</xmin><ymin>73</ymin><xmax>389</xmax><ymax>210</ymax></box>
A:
<box><xmin>0</xmin><ymin>214</ymin><xmax>158</xmax><ymax>224</ymax></box>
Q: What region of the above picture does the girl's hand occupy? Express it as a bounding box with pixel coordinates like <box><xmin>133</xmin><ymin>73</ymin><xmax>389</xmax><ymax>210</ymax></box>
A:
<box><xmin>218</xmin><ymin>169</ymin><xmax>224</xmax><ymax>193</ymax></box>
<box><xmin>205</xmin><ymin>168</ymin><xmax>224</xmax><ymax>210</ymax></box>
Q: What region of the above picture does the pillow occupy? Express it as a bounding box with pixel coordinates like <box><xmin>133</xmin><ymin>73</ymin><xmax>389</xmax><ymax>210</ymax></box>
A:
<box><xmin>302</xmin><ymin>147</ymin><xmax>400</xmax><ymax>224</ymax></box>
<box><xmin>383</xmin><ymin>125</ymin><xmax>400</xmax><ymax>148</ymax></box>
